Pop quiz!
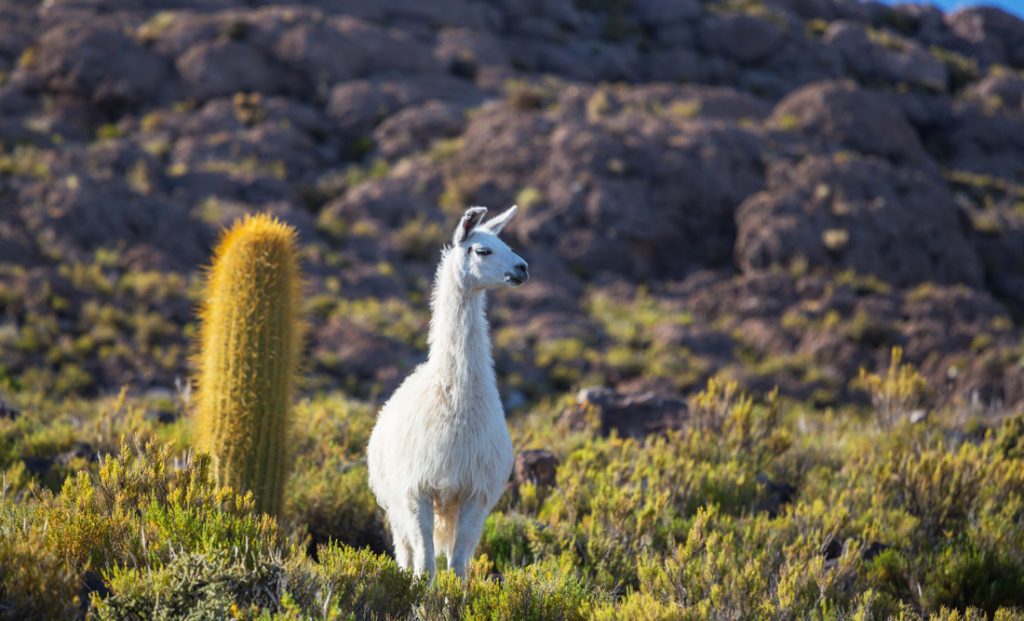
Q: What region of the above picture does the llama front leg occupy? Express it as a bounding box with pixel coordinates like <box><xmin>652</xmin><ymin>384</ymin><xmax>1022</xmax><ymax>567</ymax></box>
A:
<box><xmin>449</xmin><ymin>501</ymin><xmax>487</xmax><ymax>578</ymax></box>
<box><xmin>406</xmin><ymin>495</ymin><xmax>436</xmax><ymax>578</ymax></box>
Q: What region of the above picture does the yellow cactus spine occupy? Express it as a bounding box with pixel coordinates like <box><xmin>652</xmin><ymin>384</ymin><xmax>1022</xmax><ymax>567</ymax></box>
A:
<box><xmin>195</xmin><ymin>214</ymin><xmax>304</xmax><ymax>517</ymax></box>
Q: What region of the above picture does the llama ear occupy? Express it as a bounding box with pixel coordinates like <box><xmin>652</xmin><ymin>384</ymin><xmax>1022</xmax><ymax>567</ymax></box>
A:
<box><xmin>482</xmin><ymin>205</ymin><xmax>518</xmax><ymax>236</ymax></box>
<box><xmin>454</xmin><ymin>206</ymin><xmax>488</xmax><ymax>243</ymax></box>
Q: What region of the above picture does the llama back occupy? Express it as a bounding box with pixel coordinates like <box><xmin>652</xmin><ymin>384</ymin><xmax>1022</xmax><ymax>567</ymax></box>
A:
<box><xmin>368</xmin><ymin>364</ymin><xmax>512</xmax><ymax>510</ymax></box>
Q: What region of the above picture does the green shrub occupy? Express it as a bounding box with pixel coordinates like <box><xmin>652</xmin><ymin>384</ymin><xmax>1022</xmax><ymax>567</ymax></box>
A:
<box><xmin>0</xmin><ymin>441</ymin><xmax>283</xmax><ymax>618</ymax></box>
<box><xmin>286</xmin><ymin>396</ymin><xmax>388</xmax><ymax>552</ymax></box>
<box><xmin>418</xmin><ymin>560</ymin><xmax>596</xmax><ymax>621</ymax></box>
<box><xmin>0</xmin><ymin>497</ymin><xmax>80</xmax><ymax>620</ymax></box>
<box><xmin>3</xmin><ymin>369</ymin><xmax>1024</xmax><ymax>619</ymax></box>
<box><xmin>924</xmin><ymin>544</ymin><xmax>1024</xmax><ymax>615</ymax></box>
<box><xmin>636</xmin><ymin>505</ymin><xmax>860</xmax><ymax>620</ymax></box>
<box><xmin>479</xmin><ymin>513</ymin><xmax>537</xmax><ymax>572</ymax></box>
<box><xmin>93</xmin><ymin>550</ymin><xmax>285</xmax><ymax>620</ymax></box>
<box><xmin>855</xmin><ymin>347</ymin><xmax>927</xmax><ymax>428</ymax></box>
<box><xmin>285</xmin><ymin>544</ymin><xmax>427</xmax><ymax>620</ymax></box>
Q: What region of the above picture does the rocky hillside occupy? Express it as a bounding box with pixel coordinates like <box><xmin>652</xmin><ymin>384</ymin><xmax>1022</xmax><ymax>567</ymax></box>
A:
<box><xmin>1</xmin><ymin>0</ymin><xmax>1023</xmax><ymax>411</ymax></box>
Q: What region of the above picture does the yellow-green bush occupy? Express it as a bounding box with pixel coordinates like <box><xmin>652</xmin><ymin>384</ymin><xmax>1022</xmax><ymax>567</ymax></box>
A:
<box><xmin>287</xmin><ymin>395</ymin><xmax>387</xmax><ymax>552</ymax></box>
<box><xmin>3</xmin><ymin>369</ymin><xmax>1024</xmax><ymax>618</ymax></box>
<box><xmin>284</xmin><ymin>544</ymin><xmax>427</xmax><ymax>619</ymax></box>
<box><xmin>0</xmin><ymin>441</ymin><xmax>283</xmax><ymax>619</ymax></box>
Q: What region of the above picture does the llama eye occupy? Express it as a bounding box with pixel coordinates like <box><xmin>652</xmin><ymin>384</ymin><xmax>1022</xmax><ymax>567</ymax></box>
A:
<box><xmin>474</xmin><ymin>247</ymin><xmax>492</xmax><ymax>256</ymax></box>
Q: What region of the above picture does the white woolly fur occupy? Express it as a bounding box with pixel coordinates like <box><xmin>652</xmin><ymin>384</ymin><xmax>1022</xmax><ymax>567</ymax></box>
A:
<box><xmin>367</xmin><ymin>205</ymin><xmax>527</xmax><ymax>579</ymax></box>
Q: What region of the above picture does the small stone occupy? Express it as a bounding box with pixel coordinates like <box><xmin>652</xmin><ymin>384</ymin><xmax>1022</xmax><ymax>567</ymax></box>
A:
<box><xmin>564</xmin><ymin>387</ymin><xmax>688</xmax><ymax>438</ymax></box>
<box><xmin>821</xmin><ymin>536</ymin><xmax>845</xmax><ymax>567</ymax></box>
<box><xmin>0</xmin><ymin>399</ymin><xmax>20</xmax><ymax>421</ymax></box>
<box><xmin>79</xmin><ymin>570</ymin><xmax>111</xmax><ymax>617</ymax></box>
<box><xmin>755</xmin><ymin>473</ymin><xmax>797</xmax><ymax>517</ymax></box>
<box><xmin>514</xmin><ymin>449</ymin><xmax>559</xmax><ymax>487</ymax></box>
<box><xmin>22</xmin><ymin>456</ymin><xmax>54</xmax><ymax>477</ymax></box>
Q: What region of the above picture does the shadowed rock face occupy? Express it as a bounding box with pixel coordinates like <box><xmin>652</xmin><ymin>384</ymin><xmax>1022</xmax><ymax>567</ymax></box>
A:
<box><xmin>0</xmin><ymin>0</ymin><xmax>1023</xmax><ymax>409</ymax></box>
<box><xmin>563</xmin><ymin>387</ymin><xmax>689</xmax><ymax>438</ymax></box>
<box><xmin>514</xmin><ymin>449</ymin><xmax>559</xmax><ymax>487</ymax></box>
<box><xmin>736</xmin><ymin>153</ymin><xmax>984</xmax><ymax>288</ymax></box>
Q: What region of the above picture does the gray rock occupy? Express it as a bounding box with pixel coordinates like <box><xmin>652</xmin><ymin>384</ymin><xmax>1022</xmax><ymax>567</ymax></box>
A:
<box><xmin>645</xmin><ymin>47</ymin><xmax>709</xmax><ymax>83</ymax></box>
<box><xmin>435</xmin><ymin>28</ymin><xmax>509</xmax><ymax>71</ymax></box>
<box><xmin>564</xmin><ymin>387</ymin><xmax>689</xmax><ymax>438</ymax></box>
<box><xmin>514</xmin><ymin>449</ymin><xmax>559</xmax><ymax>487</ymax></box>
<box><xmin>967</xmin><ymin>71</ymin><xmax>1024</xmax><ymax>112</ymax></box>
<box><xmin>273</xmin><ymin>21</ymin><xmax>362</xmax><ymax>88</ymax></box>
<box><xmin>825</xmin><ymin>21</ymin><xmax>947</xmax><ymax>91</ymax></box>
<box><xmin>700</xmin><ymin>15</ymin><xmax>786</xmax><ymax>65</ymax></box>
<box><xmin>177</xmin><ymin>39</ymin><xmax>292</xmax><ymax>100</ymax></box>
<box><xmin>634</xmin><ymin>0</ymin><xmax>701</xmax><ymax>26</ymax></box>
<box><xmin>946</xmin><ymin>7</ymin><xmax>1024</xmax><ymax>68</ymax></box>
<box><xmin>33</xmin><ymin>24</ymin><xmax>169</xmax><ymax>106</ymax></box>
<box><xmin>770</xmin><ymin>80</ymin><xmax>932</xmax><ymax>166</ymax></box>
<box><xmin>327</xmin><ymin>76</ymin><xmax>485</xmax><ymax>137</ymax></box>
<box><xmin>735</xmin><ymin>154</ymin><xmax>984</xmax><ymax>288</ymax></box>
<box><xmin>374</xmin><ymin>100</ymin><xmax>465</xmax><ymax>160</ymax></box>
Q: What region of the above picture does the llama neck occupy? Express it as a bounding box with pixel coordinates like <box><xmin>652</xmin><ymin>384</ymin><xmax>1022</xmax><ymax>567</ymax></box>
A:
<box><xmin>427</xmin><ymin>252</ymin><xmax>494</xmax><ymax>399</ymax></box>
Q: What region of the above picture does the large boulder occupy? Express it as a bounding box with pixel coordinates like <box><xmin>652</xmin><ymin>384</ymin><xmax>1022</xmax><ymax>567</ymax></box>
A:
<box><xmin>272</xmin><ymin>21</ymin><xmax>363</xmax><ymax>88</ymax></box>
<box><xmin>735</xmin><ymin>153</ymin><xmax>984</xmax><ymax>288</ymax></box>
<box><xmin>966</xmin><ymin>71</ymin><xmax>1024</xmax><ymax>113</ymax></box>
<box><xmin>443</xmin><ymin>88</ymin><xmax>766</xmax><ymax>279</ymax></box>
<box><xmin>514</xmin><ymin>450</ymin><xmax>559</xmax><ymax>487</ymax></box>
<box><xmin>946</xmin><ymin>7</ymin><xmax>1024</xmax><ymax>68</ymax></box>
<box><xmin>824</xmin><ymin>21</ymin><xmax>947</xmax><ymax>92</ymax></box>
<box><xmin>177</xmin><ymin>39</ymin><xmax>295</xmax><ymax>100</ymax></box>
<box><xmin>167</xmin><ymin>98</ymin><xmax>326</xmax><ymax>187</ymax></box>
<box><xmin>770</xmin><ymin>80</ymin><xmax>932</xmax><ymax>166</ymax></box>
<box><xmin>320</xmin><ymin>155</ymin><xmax>445</xmax><ymax>229</ymax></box>
<box><xmin>944</xmin><ymin>108</ymin><xmax>1024</xmax><ymax>182</ymax></box>
<box><xmin>644</xmin><ymin>47</ymin><xmax>717</xmax><ymax>83</ymax></box>
<box><xmin>699</xmin><ymin>14</ymin><xmax>786</xmax><ymax>65</ymax></box>
<box><xmin>373</xmin><ymin>100</ymin><xmax>465</xmax><ymax>160</ymax></box>
<box><xmin>326</xmin><ymin>76</ymin><xmax>485</xmax><ymax>138</ymax></box>
<box><xmin>32</xmin><ymin>24</ymin><xmax>169</xmax><ymax>109</ymax></box>
<box><xmin>562</xmin><ymin>387</ymin><xmax>688</xmax><ymax>438</ymax></box>
<box><xmin>18</xmin><ymin>175</ymin><xmax>205</xmax><ymax>270</ymax></box>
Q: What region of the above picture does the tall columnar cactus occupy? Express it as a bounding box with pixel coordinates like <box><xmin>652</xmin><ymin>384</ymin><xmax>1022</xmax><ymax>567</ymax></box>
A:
<box><xmin>195</xmin><ymin>214</ymin><xmax>304</xmax><ymax>516</ymax></box>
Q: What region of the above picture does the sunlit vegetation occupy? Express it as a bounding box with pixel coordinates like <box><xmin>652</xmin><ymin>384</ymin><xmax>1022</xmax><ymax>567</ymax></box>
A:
<box><xmin>2</xmin><ymin>355</ymin><xmax>1023</xmax><ymax>617</ymax></box>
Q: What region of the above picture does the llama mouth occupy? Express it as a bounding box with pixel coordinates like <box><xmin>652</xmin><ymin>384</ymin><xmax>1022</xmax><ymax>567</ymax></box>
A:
<box><xmin>504</xmin><ymin>274</ymin><xmax>527</xmax><ymax>286</ymax></box>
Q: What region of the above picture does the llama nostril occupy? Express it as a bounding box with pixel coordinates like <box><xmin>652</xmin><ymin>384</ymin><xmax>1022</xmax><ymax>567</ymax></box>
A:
<box><xmin>515</xmin><ymin>262</ymin><xmax>528</xmax><ymax>274</ymax></box>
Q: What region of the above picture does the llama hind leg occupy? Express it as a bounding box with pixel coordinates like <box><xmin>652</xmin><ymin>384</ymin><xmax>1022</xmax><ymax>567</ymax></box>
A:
<box><xmin>433</xmin><ymin>501</ymin><xmax>458</xmax><ymax>566</ymax></box>
<box><xmin>406</xmin><ymin>495</ymin><xmax>436</xmax><ymax>578</ymax></box>
<box><xmin>449</xmin><ymin>501</ymin><xmax>487</xmax><ymax>578</ymax></box>
<box><xmin>391</xmin><ymin>526</ymin><xmax>413</xmax><ymax>570</ymax></box>
<box><xmin>385</xmin><ymin>507</ymin><xmax>415</xmax><ymax>570</ymax></box>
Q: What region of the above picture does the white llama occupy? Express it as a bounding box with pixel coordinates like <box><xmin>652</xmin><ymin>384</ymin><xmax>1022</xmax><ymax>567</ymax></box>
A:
<box><xmin>366</xmin><ymin>205</ymin><xmax>528</xmax><ymax>578</ymax></box>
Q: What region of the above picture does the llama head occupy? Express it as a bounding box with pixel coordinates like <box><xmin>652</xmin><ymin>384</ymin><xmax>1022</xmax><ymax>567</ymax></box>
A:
<box><xmin>451</xmin><ymin>205</ymin><xmax>528</xmax><ymax>290</ymax></box>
